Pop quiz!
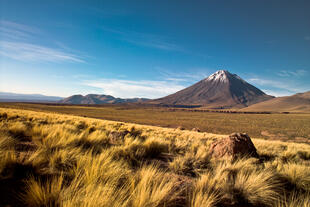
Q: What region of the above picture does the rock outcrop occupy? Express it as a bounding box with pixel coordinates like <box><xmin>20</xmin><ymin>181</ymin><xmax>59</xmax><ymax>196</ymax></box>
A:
<box><xmin>209</xmin><ymin>133</ymin><xmax>258</xmax><ymax>158</ymax></box>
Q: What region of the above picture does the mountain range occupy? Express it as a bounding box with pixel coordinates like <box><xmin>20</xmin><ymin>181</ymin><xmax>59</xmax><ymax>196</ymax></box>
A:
<box><xmin>0</xmin><ymin>92</ymin><xmax>63</xmax><ymax>102</ymax></box>
<box><xmin>151</xmin><ymin>70</ymin><xmax>274</xmax><ymax>108</ymax></box>
<box><xmin>60</xmin><ymin>70</ymin><xmax>274</xmax><ymax>107</ymax></box>
<box><xmin>59</xmin><ymin>94</ymin><xmax>149</xmax><ymax>104</ymax></box>
<box><xmin>2</xmin><ymin>70</ymin><xmax>309</xmax><ymax>112</ymax></box>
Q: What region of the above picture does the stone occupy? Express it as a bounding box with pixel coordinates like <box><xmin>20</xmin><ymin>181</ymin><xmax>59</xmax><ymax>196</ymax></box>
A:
<box><xmin>209</xmin><ymin>133</ymin><xmax>258</xmax><ymax>158</ymax></box>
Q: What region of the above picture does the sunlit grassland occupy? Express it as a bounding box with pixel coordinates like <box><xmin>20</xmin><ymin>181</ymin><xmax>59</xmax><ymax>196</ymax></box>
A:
<box><xmin>0</xmin><ymin>107</ymin><xmax>309</xmax><ymax>207</ymax></box>
<box><xmin>1</xmin><ymin>102</ymin><xmax>310</xmax><ymax>142</ymax></box>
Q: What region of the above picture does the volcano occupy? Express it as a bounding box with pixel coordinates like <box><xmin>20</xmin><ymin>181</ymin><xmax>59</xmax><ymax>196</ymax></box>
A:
<box><xmin>153</xmin><ymin>70</ymin><xmax>274</xmax><ymax>108</ymax></box>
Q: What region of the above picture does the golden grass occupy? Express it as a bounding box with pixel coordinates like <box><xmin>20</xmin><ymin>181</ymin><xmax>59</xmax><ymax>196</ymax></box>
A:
<box><xmin>0</xmin><ymin>107</ymin><xmax>309</xmax><ymax>207</ymax></box>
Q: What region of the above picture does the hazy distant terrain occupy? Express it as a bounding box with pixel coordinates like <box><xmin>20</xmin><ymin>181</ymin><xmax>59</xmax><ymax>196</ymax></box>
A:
<box><xmin>60</xmin><ymin>94</ymin><xmax>149</xmax><ymax>104</ymax></box>
<box><xmin>0</xmin><ymin>92</ymin><xmax>63</xmax><ymax>102</ymax></box>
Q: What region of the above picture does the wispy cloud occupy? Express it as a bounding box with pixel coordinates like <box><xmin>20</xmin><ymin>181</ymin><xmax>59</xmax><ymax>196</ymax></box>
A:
<box><xmin>157</xmin><ymin>67</ymin><xmax>211</xmax><ymax>82</ymax></box>
<box><xmin>260</xmin><ymin>89</ymin><xmax>293</xmax><ymax>97</ymax></box>
<box><xmin>83</xmin><ymin>79</ymin><xmax>185</xmax><ymax>99</ymax></box>
<box><xmin>126</xmin><ymin>38</ymin><xmax>182</xmax><ymax>51</ymax></box>
<box><xmin>0</xmin><ymin>20</ymin><xmax>41</xmax><ymax>40</ymax></box>
<box><xmin>101</xmin><ymin>26</ymin><xmax>183</xmax><ymax>52</ymax></box>
<box><xmin>0</xmin><ymin>41</ymin><xmax>84</xmax><ymax>63</ymax></box>
<box><xmin>276</xmin><ymin>70</ymin><xmax>307</xmax><ymax>77</ymax></box>
<box><xmin>79</xmin><ymin>67</ymin><xmax>213</xmax><ymax>98</ymax></box>
<box><xmin>101</xmin><ymin>26</ymin><xmax>213</xmax><ymax>58</ymax></box>
<box><xmin>0</xmin><ymin>20</ymin><xmax>84</xmax><ymax>63</ymax></box>
<box><xmin>247</xmin><ymin>77</ymin><xmax>308</xmax><ymax>96</ymax></box>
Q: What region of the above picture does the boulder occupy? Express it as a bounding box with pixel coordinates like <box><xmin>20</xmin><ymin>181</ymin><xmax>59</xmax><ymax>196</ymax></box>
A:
<box><xmin>209</xmin><ymin>133</ymin><xmax>258</xmax><ymax>158</ymax></box>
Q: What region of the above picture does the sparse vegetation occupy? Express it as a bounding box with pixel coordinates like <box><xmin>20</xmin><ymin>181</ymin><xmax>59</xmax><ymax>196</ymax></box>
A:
<box><xmin>0</xmin><ymin>107</ymin><xmax>309</xmax><ymax>206</ymax></box>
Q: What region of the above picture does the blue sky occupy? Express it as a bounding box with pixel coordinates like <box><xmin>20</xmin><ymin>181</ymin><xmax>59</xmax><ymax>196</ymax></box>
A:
<box><xmin>0</xmin><ymin>0</ymin><xmax>309</xmax><ymax>98</ymax></box>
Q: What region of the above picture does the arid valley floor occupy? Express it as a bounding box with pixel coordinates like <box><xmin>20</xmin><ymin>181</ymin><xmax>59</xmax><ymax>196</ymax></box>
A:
<box><xmin>1</xmin><ymin>102</ymin><xmax>310</xmax><ymax>143</ymax></box>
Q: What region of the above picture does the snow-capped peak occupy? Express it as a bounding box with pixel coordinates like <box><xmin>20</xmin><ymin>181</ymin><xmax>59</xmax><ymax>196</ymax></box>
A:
<box><xmin>206</xmin><ymin>70</ymin><xmax>229</xmax><ymax>83</ymax></box>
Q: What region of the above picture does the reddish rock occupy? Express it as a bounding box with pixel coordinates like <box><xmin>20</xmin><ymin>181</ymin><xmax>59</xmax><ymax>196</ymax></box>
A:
<box><xmin>209</xmin><ymin>133</ymin><xmax>258</xmax><ymax>158</ymax></box>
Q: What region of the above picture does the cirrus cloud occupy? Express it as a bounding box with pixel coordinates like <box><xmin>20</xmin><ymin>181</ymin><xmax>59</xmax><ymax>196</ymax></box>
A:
<box><xmin>83</xmin><ymin>79</ymin><xmax>186</xmax><ymax>99</ymax></box>
<box><xmin>101</xmin><ymin>26</ymin><xmax>184</xmax><ymax>52</ymax></box>
<box><xmin>0</xmin><ymin>20</ymin><xmax>84</xmax><ymax>63</ymax></box>
<box><xmin>0</xmin><ymin>41</ymin><xmax>84</xmax><ymax>63</ymax></box>
<box><xmin>247</xmin><ymin>77</ymin><xmax>309</xmax><ymax>97</ymax></box>
<box><xmin>276</xmin><ymin>70</ymin><xmax>307</xmax><ymax>77</ymax></box>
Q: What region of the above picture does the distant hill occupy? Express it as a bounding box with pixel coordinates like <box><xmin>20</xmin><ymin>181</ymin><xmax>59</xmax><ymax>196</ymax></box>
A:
<box><xmin>241</xmin><ymin>91</ymin><xmax>310</xmax><ymax>112</ymax></box>
<box><xmin>151</xmin><ymin>70</ymin><xmax>274</xmax><ymax>108</ymax></box>
<box><xmin>60</xmin><ymin>94</ymin><xmax>149</xmax><ymax>104</ymax></box>
<box><xmin>0</xmin><ymin>92</ymin><xmax>63</xmax><ymax>102</ymax></box>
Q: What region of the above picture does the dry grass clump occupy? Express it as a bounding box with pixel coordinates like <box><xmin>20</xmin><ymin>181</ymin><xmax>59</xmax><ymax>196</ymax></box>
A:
<box><xmin>0</xmin><ymin>108</ymin><xmax>309</xmax><ymax>207</ymax></box>
<box><xmin>189</xmin><ymin>158</ymin><xmax>283</xmax><ymax>207</ymax></box>
<box><xmin>190</xmin><ymin>172</ymin><xmax>221</xmax><ymax>207</ymax></box>
<box><xmin>276</xmin><ymin>162</ymin><xmax>310</xmax><ymax>192</ymax></box>
<box><xmin>129</xmin><ymin>165</ymin><xmax>183</xmax><ymax>207</ymax></box>
<box><xmin>169</xmin><ymin>151</ymin><xmax>211</xmax><ymax>177</ymax></box>
<box><xmin>276</xmin><ymin>191</ymin><xmax>310</xmax><ymax>207</ymax></box>
<box><xmin>22</xmin><ymin>175</ymin><xmax>64</xmax><ymax>207</ymax></box>
<box><xmin>112</xmin><ymin>137</ymin><xmax>169</xmax><ymax>167</ymax></box>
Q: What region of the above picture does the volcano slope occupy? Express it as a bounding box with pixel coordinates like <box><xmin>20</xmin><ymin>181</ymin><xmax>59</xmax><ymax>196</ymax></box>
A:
<box><xmin>153</xmin><ymin>70</ymin><xmax>274</xmax><ymax>109</ymax></box>
<box><xmin>0</xmin><ymin>107</ymin><xmax>309</xmax><ymax>207</ymax></box>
